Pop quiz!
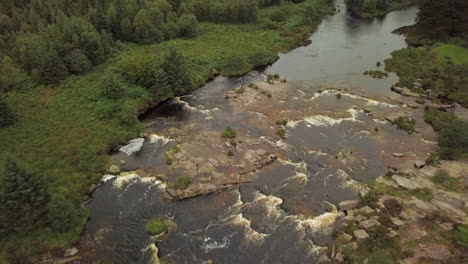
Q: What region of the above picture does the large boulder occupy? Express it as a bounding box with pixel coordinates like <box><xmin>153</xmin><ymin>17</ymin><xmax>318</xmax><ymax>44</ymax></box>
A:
<box><xmin>339</xmin><ymin>200</ymin><xmax>359</xmax><ymax>211</ymax></box>
<box><xmin>414</xmin><ymin>160</ymin><xmax>426</xmax><ymax>169</ymax></box>
<box><xmin>119</xmin><ymin>138</ymin><xmax>145</xmax><ymax>155</ymax></box>
<box><xmin>353</xmin><ymin>229</ymin><xmax>369</xmax><ymax>240</ymax></box>
<box><xmin>392</xmin><ymin>175</ymin><xmax>420</xmax><ymax>190</ymax></box>
<box><xmin>108</xmin><ymin>164</ymin><xmax>120</xmax><ymax>174</ymax></box>
<box><xmin>64</xmin><ymin>247</ymin><xmax>78</xmax><ymax>257</ymax></box>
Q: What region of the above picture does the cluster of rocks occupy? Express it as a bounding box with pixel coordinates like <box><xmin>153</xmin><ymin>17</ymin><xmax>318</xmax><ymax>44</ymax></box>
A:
<box><xmin>320</xmin><ymin>160</ymin><xmax>468</xmax><ymax>263</ymax></box>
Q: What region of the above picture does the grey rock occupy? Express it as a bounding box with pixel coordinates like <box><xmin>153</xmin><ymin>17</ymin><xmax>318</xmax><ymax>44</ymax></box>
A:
<box><xmin>390</xmin><ymin>217</ymin><xmax>405</xmax><ymax>227</ymax></box>
<box><xmin>388</xmin><ymin>229</ymin><xmax>399</xmax><ymax>238</ymax></box>
<box><xmin>334</xmin><ymin>252</ymin><xmax>344</xmax><ymax>262</ymax></box>
<box><xmin>392</xmin><ymin>175</ymin><xmax>420</xmax><ymax>190</ymax></box>
<box><xmin>359</xmin><ymin>219</ymin><xmax>379</xmax><ymax>230</ymax></box>
<box><xmin>108</xmin><ymin>164</ymin><xmax>120</xmax><ymax>174</ymax></box>
<box><xmin>353</xmin><ymin>229</ymin><xmax>369</xmax><ymax>240</ymax></box>
<box><xmin>414</xmin><ymin>160</ymin><xmax>426</xmax><ymax>169</ymax></box>
<box><xmin>376</xmin><ymin>176</ymin><xmax>398</xmax><ymax>188</ymax></box>
<box><xmin>359</xmin><ymin>206</ymin><xmax>375</xmax><ymax>215</ymax></box>
<box><xmin>339</xmin><ymin>200</ymin><xmax>359</xmax><ymax>211</ymax></box>
<box><xmin>316</xmin><ymin>254</ymin><xmax>330</xmax><ymax>264</ymax></box>
<box><xmin>119</xmin><ymin>159</ymin><xmax>126</xmax><ymax>165</ymax></box>
<box><xmin>342</xmin><ymin>233</ymin><xmax>353</xmax><ymax>242</ymax></box>
<box><xmin>64</xmin><ymin>247</ymin><xmax>78</xmax><ymax>257</ymax></box>
<box><xmin>119</xmin><ymin>138</ymin><xmax>145</xmax><ymax>155</ymax></box>
<box><xmin>393</xmin><ymin>152</ymin><xmax>405</xmax><ymax>157</ymax></box>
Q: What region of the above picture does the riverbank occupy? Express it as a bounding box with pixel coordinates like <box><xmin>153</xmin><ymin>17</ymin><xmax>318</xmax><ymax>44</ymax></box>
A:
<box><xmin>345</xmin><ymin>0</ymin><xmax>419</xmax><ymax>19</ymax></box>
<box><xmin>0</xmin><ymin>0</ymin><xmax>334</xmax><ymax>262</ymax></box>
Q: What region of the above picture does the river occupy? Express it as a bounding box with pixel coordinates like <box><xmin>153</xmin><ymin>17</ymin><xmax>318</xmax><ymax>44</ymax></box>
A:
<box><xmin>80</xmin><ymin>1</ymin><xmax>426</xmax><ymax>263</ymax></box>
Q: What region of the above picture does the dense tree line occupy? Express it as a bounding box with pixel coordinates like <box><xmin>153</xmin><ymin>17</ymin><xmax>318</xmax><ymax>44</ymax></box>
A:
<box><xmin>417</xmin><ymin>0</ymin><xmax>468</xmax><ymax>39</ymax></box>
<box><xmin>0</xmin><ymin>0</ymin><xmax>201</xmax><ymax>88</ymax></box>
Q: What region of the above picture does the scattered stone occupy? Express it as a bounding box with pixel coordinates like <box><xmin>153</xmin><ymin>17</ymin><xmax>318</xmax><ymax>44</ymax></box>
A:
<box><xmin>359</xmin><ymin>206</ymin><xmax>375</xmax><ymax>215</ymax></box>
<box><xmin>392</xmin><ymin>175</ymin><xmax>420</xmax><ymax>190</ymax></box>
<box><xmin>347</xmin><ymin>209</ymin><xmax>357</xmax><ymax>216</ymax></box>
<box><xmin>342</xmin><ymin>233</ymin><xmax>353</xmax><ymax>242</ymax></box>
<box><xmin>390</xmin><ymin>217</ymin><xmax>405</xmax><ymax>227</ymax></box>
<box><xmin>353</xmin><ymin>229</ymin><xmax>369</xmax><ymax>240</ymax></box>
<box><xmin>414</xmin><ymin>160</ymin><xmax>426</xmax><ymax>169</ymax></box>
<box><xmin>359</xmin><ymin>219</ymin><xmax>379</xmax><ymax>230</ymax></box>
<box><xmin>376</xmin><ymin>176</ymin><xmax>398</xmax><ymax>188</ymax></box>
<box><xmin>347</xmin><ymin>242</ymin><xmax>358</xmax><ymax>250</ymax></box>
<box><xmin>339</xmin><ymin>200</ymin><xmax>359</xmax><ymax>211</ymax></box>
<box><xmin>334</xmin><ymin>252</ymin><xmax>344</xmax><ymax>262</ymax></box>
<box><xmin>344</xmin><ymin>215</ymin><xmax>355</xmax><ymax>221</ymax></box>
<box><xmin>440</xmin><ymin>222</ymin><xmax>454</xmax><ymax>231</ymax></box>
<box><xmin>64</xmin><ymin>247</ymin><xmax>78</xmax><ymax>258</ymax></box>
<box><xmin>393</xmin><ymin>153</ymin><xmax>405</xmax><ymax>157</ymax></box>
<box><xmin>388</xmin><ymin>229</ymin><xmax>398</xmax><ymax>238</ymax></box>
<box><xmin>408</xmin><ymin>244</ymin><xmax>452</xmax><ymax>262</ymax></box>
<box><xmin>120</xmin><ymin>160</ymin><xmax>126</xmax><ymax>165</ymax></box>
<box><xmin>88</xmin><ymin>184</ymin><xmax>98</xmax><ymax>194</ymax></box>
<box><xmin>316</xmin><ymin>254</ymin><xmax>330</xmax><ymax>264</ymax></box>
<box><xmin>198</xmin><ymin>177</ymin><xmax>211</xmax><ymax>183</ymax></box>
<box><xmin>108</xmin><ymin>164</ymin><xmax>120</xmax><ymax>174</ymax></box>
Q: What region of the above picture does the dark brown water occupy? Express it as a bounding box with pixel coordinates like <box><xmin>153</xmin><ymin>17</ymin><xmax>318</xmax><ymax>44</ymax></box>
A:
<box><xmin>81</xmin><ymin>1</ymin><xmax>423</xmax><ymax>263</ymax></box>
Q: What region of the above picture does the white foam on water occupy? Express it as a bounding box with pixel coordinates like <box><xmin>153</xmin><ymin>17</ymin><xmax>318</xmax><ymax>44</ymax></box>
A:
<box><xmin>173</xmin><ymin>97</ymin><xmax>212</xmax><ymax>115</ymax></box>
<box><xmin>287</xmin><ymin>173</ymin><xmax>309</xmax><ymax>183</ymax></box>
<box><xmin>149</xmin><ymin>134</ymin><xmax>172</xmax><ymax>145</ymax></box>
<box><xmin>309</xmin><ymin>89</ymin><xmax>397</xmax><ymax>108</ymax></box>
<box><xmin>293</xmin><ymin>211</ymin><xmax>339</xmax><ymax>234</ymax></box>
<box><xmin>228</xmin><ymin>214</ymin><xmax>270</xmax><ymax>245</ymax></box>
<box><xmin>113</xmin><ymin>173</ymin><xmax>140</xmax><ymax>188</ymax></box>
<box><xmin>201</xmin><ymin>236</ymin><xmax>231</xmax><ymax>253</ymax></box>
<box><xmin>111</xmin><ymin>172</ymin><xmax>162</xmax><ymax>189</ymax></box>
<box><xmin>336</xmin><ymin>169</ymin><xmax>367</xmax><ymax>194</ymax></box>
<box><xmin>119</xmin><ymin>138</ymin><xmax>145</xmax><ymax>155</ymax></box>
<box><xmin>101</xmin><ymin>174</ymin><xmax>117</xmax><ymax>182</ymax></box>
<box><xmin>141</xmin><ymin>243</ymin><xmax>160</xmax><ymax>264</ymax></box>
<box><xmin>287</xmin><ymin>108</ymin><xmax>362</xmax><ymax>128</ymax></box>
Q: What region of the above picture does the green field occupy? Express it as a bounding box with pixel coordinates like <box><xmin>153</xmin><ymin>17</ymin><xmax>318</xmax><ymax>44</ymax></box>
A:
<box><xmin>434</xmin><ymin>44</ymin><xmax>468</xmax><ymax>65</ymax></box>
<box><xmin>0</xmin><ymin>0</ymin><xmax>333</xmax><ymax>261</ymax></box>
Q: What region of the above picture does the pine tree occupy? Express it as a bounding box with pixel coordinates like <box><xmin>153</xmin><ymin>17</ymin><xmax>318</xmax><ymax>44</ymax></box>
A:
<box><xmin>160</xmin><ymin>47</ymin><xmax>193</xmax><ymax>95</ymax></box>
<box><xmin>0</xmin><ymin>92</ymin><xmax>17</xmax><ymax>127</ymax></box>
<box><xmin>47</xmin><ymin>194</ymin><xmax>82</xmax><ymax>232</ymax></box>
<box><xmin>0</xmin><ymin>154</ymin><xmax>49</xmax><ymax>235</ymax></box>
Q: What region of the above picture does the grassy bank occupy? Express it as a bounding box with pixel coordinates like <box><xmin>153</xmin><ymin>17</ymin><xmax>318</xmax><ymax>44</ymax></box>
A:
<box><xmin>0</xmin><ymin>0</ymin><xmax>333</xmax><ymax>262</ymax></box>
<box><xmin>345</xmin><ymin>0</ymin><xmax>419</xmax><ymax>19</ymax></box>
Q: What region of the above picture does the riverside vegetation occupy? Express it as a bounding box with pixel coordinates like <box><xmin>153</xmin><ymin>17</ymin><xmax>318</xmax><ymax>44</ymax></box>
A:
<box><xmin>384</xmin><ymin>0</ymin><xmax>468</xmax><ymax>160</ymax></box>
<box><xmin>0</xmin><ymin>0</ymin><xmax>334</xmax><ymax>262</ymax></box>
<box><xmin>344</xmin><ymin>0</ymin><xmax>420</xmax><ymax>19</ymax></box>
<box><xmin>328</xmin><ymin>0</ymin><xmax>468</xmax><ymax>263</ymax></box>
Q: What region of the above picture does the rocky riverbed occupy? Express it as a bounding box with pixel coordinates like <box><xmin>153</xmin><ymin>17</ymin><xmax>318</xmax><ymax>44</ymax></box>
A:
<box><xmin>73</xmin><ymin>73</ymin><xmax>468</xmax><ymax>264</ymax></box>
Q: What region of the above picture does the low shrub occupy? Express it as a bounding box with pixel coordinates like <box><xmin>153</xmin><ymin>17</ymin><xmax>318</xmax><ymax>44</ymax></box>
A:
<box><xmin>145</xmin><ymin>217</ymin><xmax>167</xmax><ymax>235</ymax></box>
<box><xmin>394</xmin><ymin>116</ymin><xmax>416</xmax><ymax>133</ymax></box>
<box><xmin>276</xmin><ymin>119</ymin><xmax>288</xmax><ymax>126</ymax></box>
<box><xmin>222</xmin><ymin>127</ymin><xmax>237</xmax><ymax>139</ymax></box>
<box><xmin>438</xmin><ymin>119</ymin><xmax>468</xmax><ymax>160</ymax></box>
<box><xmin>358</xmin><ymin>190</ymin><xmax>379</xmax><ymax>208</ymax></box>
<box><xmin>424</xmin><ymin>107</ymin><xmax>455</xmax><ymax>131</ymax></box>
<box><xmin>276</xmin><ymin>128</ymin><xmax>286</xmax><ymax>139</ymax></box>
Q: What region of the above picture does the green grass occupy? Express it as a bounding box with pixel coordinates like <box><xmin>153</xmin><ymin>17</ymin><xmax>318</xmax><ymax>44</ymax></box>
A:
<box><xmin>0</xmin><ymin>0</ymin><xmax>334</xmax><ymax>261</ymax></box>
<box><xmin>145</xmin><ymin>218</ymin><xmax>168</xmax><ymax>235</ymax></box>
<box><xmin>434</xmin><ymin>44</ymin><xmax>468</xmax><ymax>65</ymax></box>
<box><xmin>385</xmin><ymin>45</ymin><xmax>468</xmax><ymax>107</ymax></box>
